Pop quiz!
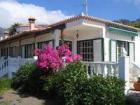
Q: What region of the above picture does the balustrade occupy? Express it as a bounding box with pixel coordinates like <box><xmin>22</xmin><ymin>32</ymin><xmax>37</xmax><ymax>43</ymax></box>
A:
<box><xmin>84</xmin><ymin>62</ymin><xmax>119</xmax><ymax>77</ymax></box>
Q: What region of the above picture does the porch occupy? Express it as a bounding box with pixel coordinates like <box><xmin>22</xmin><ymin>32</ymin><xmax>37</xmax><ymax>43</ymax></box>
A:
<box><xmin>59</xmin><ymin>20</ymin><xmax>106</xmax><ymax>62</ymax></box>
<box><xmin>0</xmin><ymin>53</ymin><xmax>140</xmax><ymax>95</ymax></box>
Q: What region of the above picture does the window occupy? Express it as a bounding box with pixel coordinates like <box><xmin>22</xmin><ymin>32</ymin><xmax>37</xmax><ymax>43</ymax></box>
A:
<box><xmin>9</xmin><ymin>46</ymin><xmax>19</xmax><ymax>57</ymax></box>
<box><xmin>110</xmin><ymin>40</ymin><xmax>134</xmax><ymax>62</ymax></box>
<box><xmin>24</xmin><ymin>44</ymin><xmax>35</xmax><ymax>58</ymax></box>
<box><xmin>77</xmin><ymin>39</ymin><xmax>103</xmax><ymax>62</ymax></box>
<box><xmin>59</xmin><ymin>40</ymin><xmax>72</xmax><ymax>51</ymax></box>
<box><xmin>1</xmin><ymin>48</ymin><xmax>8</xmax><ymax>57</ymax></box>
<box><xmin>116</xmin><ymin>41</ymin><xmax>129</xmax><ymax>61</ymax></box>
<box><xmin>77</xmin><ymin>40</ymin><xmax>93</xmax><ymax>61</ymax></box>
<box><xmin>38</xmin><ymin>40</ymin><xmax>54</xmax><ymax>49</ymax></box>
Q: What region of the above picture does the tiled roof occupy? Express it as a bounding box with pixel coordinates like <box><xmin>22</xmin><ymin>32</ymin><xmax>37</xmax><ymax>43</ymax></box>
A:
<box><xmin>0</xmin><ymin>29</ymin><xmax>45</xmax><ymax>43</ymax></box>
<box><xmin>49</xmin><ymin>15</ymin><xmax>140</xmax><ymax>32</ymax></box>
<box><xmin>18</xmin><ymin>24</ymin><xmax>48</xmax><ymax>29</ymax></box>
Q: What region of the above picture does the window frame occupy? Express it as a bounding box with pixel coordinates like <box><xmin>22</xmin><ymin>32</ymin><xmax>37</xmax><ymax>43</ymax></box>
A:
<box><xmin>77</xmin><ymin>38</ymin><xmax>104</xmax><ymax>62</ymax></box>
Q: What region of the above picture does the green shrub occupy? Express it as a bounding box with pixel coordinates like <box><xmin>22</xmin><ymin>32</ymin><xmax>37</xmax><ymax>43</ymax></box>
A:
<box><xmin>76</xmin><ymin>75</ymin><xmax>125</xmax><ymax>105</ymax></box>
<box><xmin>12</xmin><ymin>62</ymin><xmax>125</xmax><ymax>105</ymax></box>
<box><xmin>44</xmin><ymin>61</ymin><xmax>125</xmax><ymax>105</ymax></box>
<box><xmin>44</xmin><ymin>61</ymin><xmax>87</xmax><ymax>104</ymax></box>
<box><xmin>12</xmin><ymin>63</ymin><xmax>58</xmax><ymax>95</ymax></box>
<box><xmin>12</xmin><ymin>63</ymin><xmax>53</xmax><ymax>95</ymax></box>
<box><xmin>12</xmin><ymin>63</ymin><xmax>36</xmax><ymax>90</ymax></box>
<box><xmin>0</xmin><ymin>78</ymin><xmax>11</xmax><ymax>94</ymax></box>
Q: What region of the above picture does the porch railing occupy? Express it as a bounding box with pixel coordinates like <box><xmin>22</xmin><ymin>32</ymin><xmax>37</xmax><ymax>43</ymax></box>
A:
<box><xmin>0</xmin><ymin>57</ymin><xmax>8</xmax><ymax>77</ymax></box>
<box><xmin>84</xmin><ymin>62</ymin><xmax>119</xmax><ymax>77</ymax></box>
<box><xmin>0</xmin><ymin>57</ymin><xmax>35</xmax><ymax>78</ymax></box>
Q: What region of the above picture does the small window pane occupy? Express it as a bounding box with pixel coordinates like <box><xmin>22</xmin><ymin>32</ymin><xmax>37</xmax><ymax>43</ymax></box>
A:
<box><xmin>77</xmin><ymin>40</ymin><xmax>93</xmax><ymax>61</ymax></box>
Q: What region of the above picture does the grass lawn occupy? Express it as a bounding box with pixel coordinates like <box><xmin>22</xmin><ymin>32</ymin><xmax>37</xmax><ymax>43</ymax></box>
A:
<box><xmin>0</xmin><ymin>101</ymin><xmax>10</xmax><ymax>105</ymax></box>
<box><xmin>0</xmin><ymin>78</ymin><xmax>11</xmax><ymax>95</ymax></box>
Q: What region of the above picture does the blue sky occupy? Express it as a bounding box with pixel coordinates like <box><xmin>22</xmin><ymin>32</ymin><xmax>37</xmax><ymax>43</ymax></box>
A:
<box><xmin>0</xmin><ymin>0</ymin><xmax>140</xmax><ymax>28</ymax></box>
<box><xmin>18</xmin><ymin>0</ymin><xmax>140</xmax><ymax>20</ymax></box>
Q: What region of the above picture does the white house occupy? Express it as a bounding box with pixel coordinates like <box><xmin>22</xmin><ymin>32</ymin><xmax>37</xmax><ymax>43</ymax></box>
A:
<box><xmin>0</xmin><ymin>15</ymin><xmax>140</xmax><ymax>82</ymax></box>
<box><xmin>0</xmin><ymin>15</ymin><xmax>139</xmax><ymax>62</ymax></box>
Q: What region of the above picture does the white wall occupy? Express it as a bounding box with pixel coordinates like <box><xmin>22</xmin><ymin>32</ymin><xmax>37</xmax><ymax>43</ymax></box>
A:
<box><xmin>135</xmin><ymin>32</ymin><xmax>140</xmax><ymax>66</ymax></box>
<box><xmin>10</xmin><ymin>41</ymin><xmax>19</xmax><ymax>47</ymax></box>
<box><xmin>21</xmin><ymin>37</ymin><xmax>34</xmax><ymax>45</ymax></box>
<box><xmin>36</xmin><ymin>33</ymin><xmax>53</xmax><ymax>43</ymax></box>
<box><xmin>106</xmin><ymin>31</ymin><xmax>133</xmax><ymax>42</ymax></box>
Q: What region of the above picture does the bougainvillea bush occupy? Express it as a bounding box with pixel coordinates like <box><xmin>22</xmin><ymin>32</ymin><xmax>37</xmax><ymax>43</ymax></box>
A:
<box><xmin>35</xmin><ymin>44</ymin><xmax>82</xmax><ymax>71</ymax></box>
<box><xmin>12</xmin><ymin>44</ymin><xmax>82</xmax><ymax>94</ymax></box>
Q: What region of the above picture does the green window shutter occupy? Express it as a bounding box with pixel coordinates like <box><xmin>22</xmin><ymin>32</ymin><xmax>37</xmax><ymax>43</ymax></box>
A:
<box><xmin>129</xmin><ymin>42</ymin><xmax>135</xmax><ymax>62</ymax></box>
<box><xmin>110</xmin><ymin>40</ymin><xmax>117</xmax><ymax>62</ymax></box>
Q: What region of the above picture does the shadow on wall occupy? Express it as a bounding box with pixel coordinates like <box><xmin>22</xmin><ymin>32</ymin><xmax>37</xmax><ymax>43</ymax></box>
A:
<box><xmin>126</xmin><ymin>95</ymin><xmax>140</xmax><ymax>105</ymax></box>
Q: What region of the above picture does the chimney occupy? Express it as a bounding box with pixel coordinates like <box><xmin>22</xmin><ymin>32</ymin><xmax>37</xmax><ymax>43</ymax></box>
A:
<box><xmin>28</xmin><ymin>17</ymin><xmax>36</xmax><ymax>30</ymax></box>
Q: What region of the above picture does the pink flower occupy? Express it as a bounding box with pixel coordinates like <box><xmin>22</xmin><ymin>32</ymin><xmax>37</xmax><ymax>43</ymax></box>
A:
<box><xmin>65</xmin><ymin>49</ymin><xmax>72</xmax><ymax>56</ymax></box>
<box><xmin>34</xmin><ymin>49</ymin><xmax>41</xmax><ymax>56</ymax></box>
<box><xmin>65</xmin><ymin>56</ymin><xmax>73</xmax><ymax>63</ymax></box>
<box><xmin>36</xmin><ymin>61</ymin><xmax>47</xmax><ymax>69</ymax></box>
<box><xmin>35</xmin><ymin>43</ymin><xmax>81</xmax><ymax>71</ymax></box>
<box><xmin>73</xmin><ymin>54</ymin><xmax>82</xmax><ymax>61</ymax></box>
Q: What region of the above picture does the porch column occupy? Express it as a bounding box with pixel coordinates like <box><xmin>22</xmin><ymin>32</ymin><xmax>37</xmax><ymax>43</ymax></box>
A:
<box><xmin>8</xmin><ymin>43</ymin><xmax>10</xmax><ymax>58</ymax></box>
<box><xmin>73</xmin><ymin>35</ymin><xmax>77</xmax><ymax>54</ymax></box>
<box><xmin>104</xmin><ymin>38</ymin><xmax>110</xmax><ymax>61</ymax></box>
<box><xmin>119</xmin><ymin>56</ymin><xmax>130</xmax><ymax>95</ymax></box>
<box><xmin>53</xmin><ymin>29</ymin><xmax>61</xmax><ymax>48</ymax></box>
<box><xmin>22</xmin><ymin>45</ymin><xmax>25</xmax><ymax>58</ymax></box>
<box><xmin>18</xmin><ymin>39</ymin><xmax>21</xmax><ymax>57</ymax></box>
<box><xmin>102</xmin><ymin>28</ymin><xmax>110</xmax><ymax>61</ymax></box>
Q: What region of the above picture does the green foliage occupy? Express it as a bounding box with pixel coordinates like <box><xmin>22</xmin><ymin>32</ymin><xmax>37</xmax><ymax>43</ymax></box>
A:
<box><xmin>115</xmin><ymin>18</ymin><xmax>140</xmax><ymax>28</ymax></box>
<box><xmin>9</xmin><ymin>23</ymin><xmax>20</xmax><ymax>36</ymax></box>
<box><xmin>12</xmin><ymin>63</ymin><xmax>51</xmax><ymax>95</ymax></box>
<box><xmin>114</xmin><ymin>19</ymin><xmax>131</xmax><ymax>25</ymax></box>
<box><xmin>132</xmin><ymin>20</ymin><xmax>140</xmax><ymax>28</ymax></box>
<box><xmin>77</xmin><ymin>76</ymin><xmax>125</xmax><ymax>105</ymax></box>
<box><xmin>12</xmin><ymin>62</ymin><xmax>125</xmax><ymax>105</ymax></box>
<box><xmin>0</xmin><ymin>78</ymin><xmax>11</xmax><ymax>94</ymax></box>
<box><xmin>12</xmin><ymin>63</ymin><xmax>36</xmax><ymax>90</ymax></box>
<box><xmin>0</xmin><ymin>101</ymin><xmax>10</xmax><ymax>105</ymax></box>
<box><xmin>44</xmin><ymin>61</ymin><xmax>87</xmax><ymax>104</ymax></box>
<box><xmin>44</xmin><ymin>61</ymin><xmax>125</xmax><ymax>105</ymax></box>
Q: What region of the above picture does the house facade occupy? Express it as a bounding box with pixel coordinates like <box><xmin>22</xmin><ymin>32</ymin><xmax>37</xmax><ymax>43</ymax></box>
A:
<box><xmin>0</xmin><ymin>15</ymin><xmax>140</xmax><ymax>64</ymax></box>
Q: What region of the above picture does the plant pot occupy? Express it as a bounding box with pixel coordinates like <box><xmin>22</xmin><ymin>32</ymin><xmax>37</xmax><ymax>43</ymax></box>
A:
<box><xmin>134</xmin><ymin>82</ymin><xmax>140</xmax><ymax>91</ymax></box>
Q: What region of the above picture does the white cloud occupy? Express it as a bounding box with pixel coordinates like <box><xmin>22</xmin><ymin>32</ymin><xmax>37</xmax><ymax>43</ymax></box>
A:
<box><xmin>134</xmin><ymin>0</ymin><xmax>140</xmax><ymax>7</ymax></box>
<box><xmin>0</xmin><ymin>0</ymin><xmax>71</xmax><ymax>28</ymax></box>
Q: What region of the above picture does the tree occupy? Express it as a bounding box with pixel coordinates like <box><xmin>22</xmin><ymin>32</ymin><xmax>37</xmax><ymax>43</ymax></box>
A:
<box><xmin>114</xmin><ymin>18</ymin><xmax>140</xmax><ymax>28</ymax></box>
<box><xmin>114</xmin><ymin>19</ymin><xmax>131</xmax><ymax>25</ymax></box>
<box><xmin>9</xmin><ymin>23</ymin><xmax>20</xmax><ymax>36</ymax></box>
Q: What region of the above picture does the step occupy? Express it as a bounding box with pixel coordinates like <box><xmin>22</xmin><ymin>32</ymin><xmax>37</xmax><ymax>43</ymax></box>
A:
<box><xmin>128</xmin><ymin>90</ymin><xmax>140</xmax><ymax>97</ymax></box>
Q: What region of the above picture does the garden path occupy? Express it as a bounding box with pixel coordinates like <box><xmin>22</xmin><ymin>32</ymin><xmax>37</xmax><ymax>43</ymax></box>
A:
<box><xmin>0</xmin><ymin>90</ymin><xmax>56</xmax><ymax>105</ymax></box>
